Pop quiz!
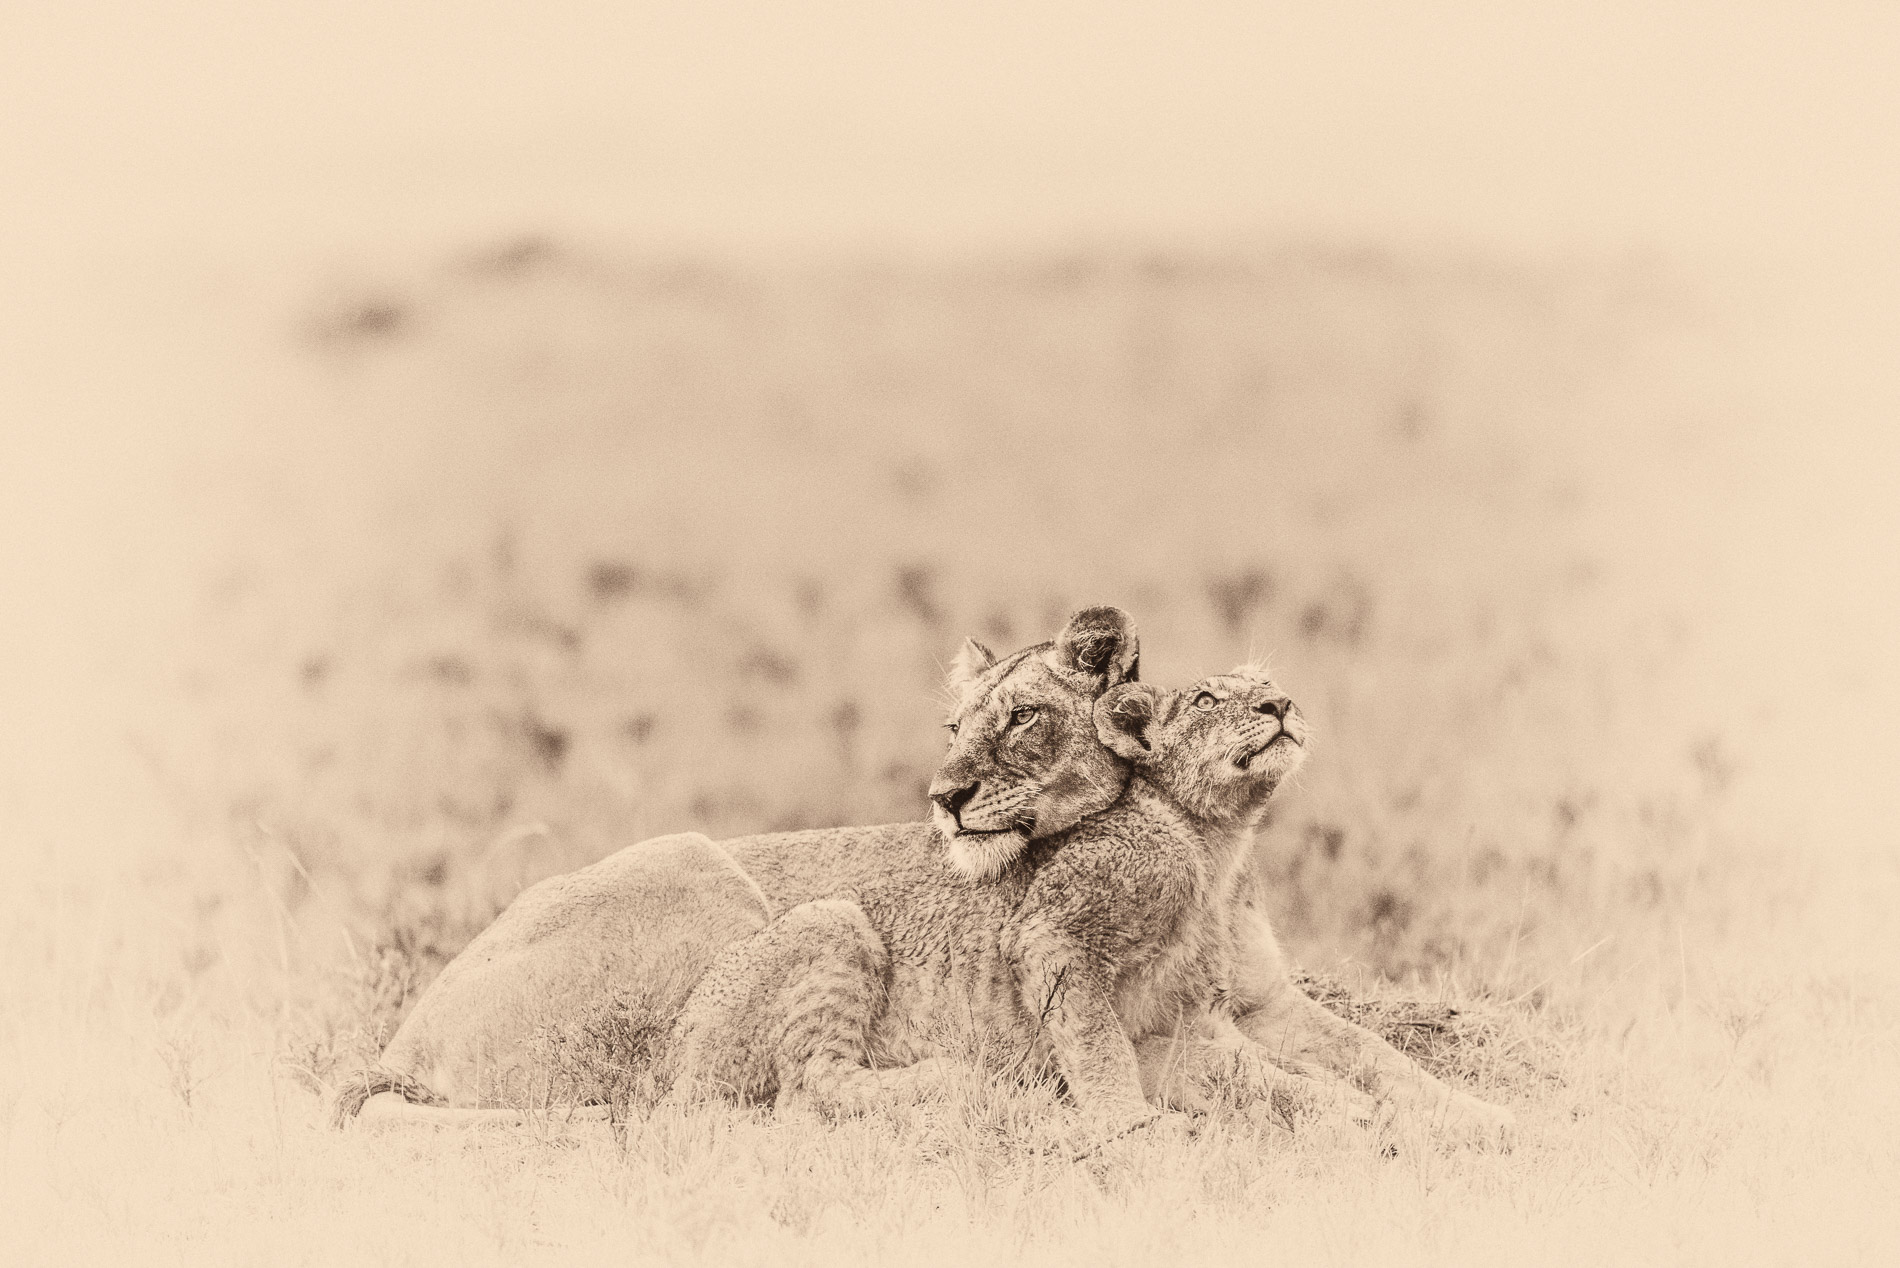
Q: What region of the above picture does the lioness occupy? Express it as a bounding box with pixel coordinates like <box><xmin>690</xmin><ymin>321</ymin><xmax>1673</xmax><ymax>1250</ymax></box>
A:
<box><xmin>336</xmin><ymin>607</ymin><xmax>1144</xmax><ymax>1124</ymax></box>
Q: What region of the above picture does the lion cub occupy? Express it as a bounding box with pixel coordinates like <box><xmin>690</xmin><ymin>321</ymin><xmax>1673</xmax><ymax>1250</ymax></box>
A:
<box><xmin>999</xmin><ymin>664</ymin><xmax>1334</xmax><ymax>1127</ymax></box>
<box><xmin>668</xmin><ymin>662</ymin><xmax>1508</xmax><ymax>1142</ymax></box>
<box><xmin>659</xmin><ymin>665</ymin><xmax>1333</xmax><ymax>1129</ymax></box>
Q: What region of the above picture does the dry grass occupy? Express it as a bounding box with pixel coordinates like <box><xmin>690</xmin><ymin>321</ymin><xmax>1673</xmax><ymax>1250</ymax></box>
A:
<box><xmin>2</xmin><ymin>241</ymin><xmax>1895</xmax><ymax>1265</ymax></box>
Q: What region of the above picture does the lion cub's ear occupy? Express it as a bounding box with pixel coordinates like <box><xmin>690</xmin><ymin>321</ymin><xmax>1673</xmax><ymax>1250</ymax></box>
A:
<box><xmin>1052</xmin><ymin>606</ymin><xmax>1140</xmax><ymax>686</ymax></box>
<box><xmin>946</xmin><ymin>637</ymin><xmax>998</xmax><ymax>695</ymax></box>
<box><xmin>1095</xmin><ymin>683</ymin><xmax>1162</xmax><ymax>762</ymax></box>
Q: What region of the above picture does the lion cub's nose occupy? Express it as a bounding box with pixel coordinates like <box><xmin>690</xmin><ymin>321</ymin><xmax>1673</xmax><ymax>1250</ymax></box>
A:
<box><xmin>931</xmin><ymin>783</ymin><xmax>979</xmax><ymax>824</ymax></box>
<box><xmin>1255</xmin><ymin>697</ymin><xmax>1290</xmax><ymax>719</ymax></box>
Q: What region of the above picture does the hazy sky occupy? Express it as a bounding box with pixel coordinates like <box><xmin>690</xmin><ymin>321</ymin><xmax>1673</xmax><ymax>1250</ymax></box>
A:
<box><xmin>4</xmin><ymin>2</ymin><xmax>1896</xmax><ymax>265</ymax></box>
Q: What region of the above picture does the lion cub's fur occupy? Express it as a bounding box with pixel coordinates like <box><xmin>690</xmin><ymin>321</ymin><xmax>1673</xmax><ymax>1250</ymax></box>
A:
<box><xmin>995</xmin><ymin>666</ymin><xmax>1333</xmax><ymax>1123</ymax></box>
<box><xmin>1055</xmin><ymin>665</ymin><xmax>1515</xmax><ymax>1141</ymax></box>
<box><xmin>687</xmin><ymin>663</ymin><xmax>1513</xmax><ymax>1143</ymax></box>
<box><xmin>664</xmin><ymin>666</ymin><xmax>1329</xmax><ymax>1129</ymax></box>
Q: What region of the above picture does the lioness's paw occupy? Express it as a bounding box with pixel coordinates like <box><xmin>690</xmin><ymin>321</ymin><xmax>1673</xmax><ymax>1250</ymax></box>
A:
<box><xmin>1441</xmin><ymin>1092</ymin><xmax>1515</xmax><ymax>1149</ymax></box>
<box><xmin>1157</xmin><ymin>1077</ymin><xmax>1218</xmax><ymax>1116</ymax></box>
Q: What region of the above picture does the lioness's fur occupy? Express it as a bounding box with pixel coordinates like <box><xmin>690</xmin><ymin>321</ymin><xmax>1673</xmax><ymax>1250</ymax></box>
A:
<box><xmin>333</xmin><ymin>832</ymin><xmax>771</xmax><ymax>1123</ymax></box>
<box><xmin>335</xmin><ymin>609</ymin><xmax>1142</xmax><ymax>1124</ymax></box>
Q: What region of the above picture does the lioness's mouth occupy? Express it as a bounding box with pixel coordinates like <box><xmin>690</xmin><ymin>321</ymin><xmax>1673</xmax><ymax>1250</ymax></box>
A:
<box><xmin>954</xmin><ymin>815</ymin><xmax>1033</xmax><ymax>840</ymax></box>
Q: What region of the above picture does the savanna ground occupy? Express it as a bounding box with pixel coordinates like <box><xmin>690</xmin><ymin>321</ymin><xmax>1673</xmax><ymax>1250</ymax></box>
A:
<box><xmin>2</xmin><ymin>241</ymin><xmax>1895</xmax><ymax>1265</ymax></box>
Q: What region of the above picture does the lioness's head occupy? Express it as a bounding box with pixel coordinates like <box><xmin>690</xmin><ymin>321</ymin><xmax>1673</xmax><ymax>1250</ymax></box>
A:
<box><xmin>928</xmin><ymin>606</ymin><xmax>1141</xmax><ymax>880</ymax></box>
<box><xmin>1094</xmin><ymin>664</ymin><xmax>1307</xmax><ymax>829</ymax></box>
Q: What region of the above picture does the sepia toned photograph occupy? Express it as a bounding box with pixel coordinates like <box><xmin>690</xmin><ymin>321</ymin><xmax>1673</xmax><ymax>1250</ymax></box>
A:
<box><xmin>3</xmin><ymin>5</ymin><xmax>1895</xmax><ymax>1264</ymax></box>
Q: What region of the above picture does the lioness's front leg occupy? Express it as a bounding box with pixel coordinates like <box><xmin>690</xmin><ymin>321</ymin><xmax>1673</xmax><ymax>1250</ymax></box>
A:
<box><xmin>668</xmin><ymin>899</ymin><xmax>949</xmax><ymax>1119</ymax></box>
<box><xmin>1225</xmin><ymin>904</ymin><xmax>1514</xmax><ymax>1144</ymax></box>
<box><xmin>1133</xmin><ymin>1015</ymin><xmax>1379</xmax><ymax>1127</ymax></box>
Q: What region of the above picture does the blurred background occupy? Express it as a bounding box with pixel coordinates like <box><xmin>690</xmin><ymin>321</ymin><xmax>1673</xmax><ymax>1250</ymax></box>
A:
<box><xmin>2</xmin><ymin>2</ymin><xmax>1896</xmax><ymax>1044</ymax></box>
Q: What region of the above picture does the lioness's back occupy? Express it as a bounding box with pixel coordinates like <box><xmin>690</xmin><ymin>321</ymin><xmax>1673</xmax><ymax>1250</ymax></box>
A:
<box><xmin>376</xmin><ymin>832</ymin><xmax>772</xmax><ymax>1107</ymax></box>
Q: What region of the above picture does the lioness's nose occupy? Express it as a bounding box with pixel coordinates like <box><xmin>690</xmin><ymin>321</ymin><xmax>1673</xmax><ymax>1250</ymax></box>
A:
<box><xmin>1256</xmin><ymin>696</ymin><xmax>1290</xmax><ymax>719</ymax></box>
<box><xmin>931</xmin><ymin>783</ymin><xmax>978</xmax><ymax>822</ymax></box>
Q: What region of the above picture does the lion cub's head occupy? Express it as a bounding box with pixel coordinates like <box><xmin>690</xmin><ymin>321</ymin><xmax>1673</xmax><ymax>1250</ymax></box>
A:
<box><xmin>929</xmin><ymin>607</ymin><xmax>1141</xmax><ymax>880</ymax></box>
<box><xmin>1093</xmin><ymin>664</ymin><xmax>1307</xmax><ymax>829</ymax></box>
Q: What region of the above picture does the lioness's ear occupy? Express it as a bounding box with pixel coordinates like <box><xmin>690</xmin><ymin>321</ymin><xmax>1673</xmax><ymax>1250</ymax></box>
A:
<box><xmin>946</xmin><ymin>637</ymin><xmax>997</xmax><ymax>694</ymax></box>
<box><xmin>1052</xmin><ymin>606</ymin><xmax>1140</xmax><ymax>686</ymax></box>
<box><xmin>1095</xmin><ymin>683</ymin><xmax>1160</xmax><ymax>762</ymax></box>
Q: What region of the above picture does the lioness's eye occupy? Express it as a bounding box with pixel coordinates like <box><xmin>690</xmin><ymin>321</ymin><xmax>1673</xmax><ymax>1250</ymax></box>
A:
<box><xmin>944</xmin><ymin>721</ymin><xmax>960</xmax><ymax>736</ymax></box>
<box><xmin>1193</xmin><ymin>692</ymin><xmax>1218</xmax><ymax>711</ymax></box>
<box><xmin>1010</xmin><ymin>705</ymin><xmax>1039</xmax><ymax>727</ymax></box>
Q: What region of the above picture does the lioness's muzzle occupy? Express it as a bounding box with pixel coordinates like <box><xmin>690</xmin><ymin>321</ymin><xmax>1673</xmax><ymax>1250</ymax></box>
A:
<box><xmin>929</xmin><ymin>782</ymin><xmax>978</xmax><ymax>828</ymax></box>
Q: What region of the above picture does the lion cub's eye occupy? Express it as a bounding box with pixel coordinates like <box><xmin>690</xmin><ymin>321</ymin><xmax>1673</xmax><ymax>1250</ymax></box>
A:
<box><xmin>1192</xmin><ymin>692</ymin><xmax>1218</xmax><ymax>712</ymax></box>
<box><xmin>944</xmin><ymin>721</ymin><xmax>960</xmax><ymax>736</ymax></box>
<box><xmin>1010</xmin><ymin>705</ymin><xmax>1039</xmax><ymax>727</ymax></box>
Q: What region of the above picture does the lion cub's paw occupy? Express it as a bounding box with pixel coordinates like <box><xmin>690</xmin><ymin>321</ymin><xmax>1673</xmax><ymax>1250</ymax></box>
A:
<box><xmin>1089</xmin><ymin>1102</ymin><xmax>1165</xmax><ymax>1138</ymax></box>
<box><xmin>1071</xmin><ymin>1106</ymin><xmax>1197</xmax><ymax>1160</ymax></box>
<box><xmin>1319</xmin><ymin>1081</ymin><xmax>1388</xmax><ymax>1132</ymax></box>
<box><xmin>1250</xmin><ymin>1072</ymin><xmax>1383</xmax><ymax>1135</ymax></box>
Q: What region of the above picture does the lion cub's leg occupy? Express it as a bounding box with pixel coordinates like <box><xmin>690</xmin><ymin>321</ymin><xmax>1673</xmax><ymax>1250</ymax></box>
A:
<box><xmin>1224</xmin><ymin>903</ymin><xmax>1514</xmax><ymax>1145</ymax></box>
<box><xmin>1004</xmin><ymin>926</ymin><xmax>1157</xmax><ymax>1133</ymax></box>
<box><xmin>666</xmin><ymin>899</ymin><xmax>945</xmax><ymax>1119</ymax></box>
